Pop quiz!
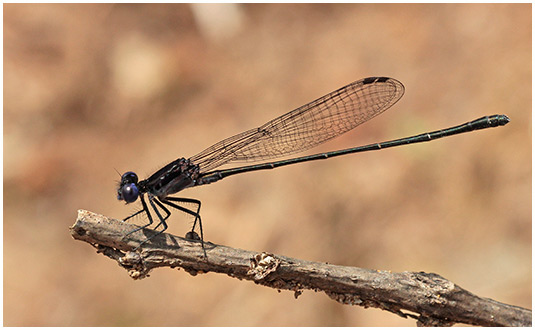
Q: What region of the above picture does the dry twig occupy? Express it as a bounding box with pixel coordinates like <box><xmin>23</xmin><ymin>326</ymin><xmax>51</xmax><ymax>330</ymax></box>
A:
<box><xmin>71</xmin><ymin>209</ymin><xmax>531</xmax><ymax>327</ymax></box>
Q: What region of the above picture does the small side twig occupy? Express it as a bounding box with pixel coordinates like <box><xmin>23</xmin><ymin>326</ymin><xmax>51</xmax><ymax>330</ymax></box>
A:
<box><xmin>70</xmin><ymin>209</ymin><xmax>531</xmax><ymax>327</ymax></box>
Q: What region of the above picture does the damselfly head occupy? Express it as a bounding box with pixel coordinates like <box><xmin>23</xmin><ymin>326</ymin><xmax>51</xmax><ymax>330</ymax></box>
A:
<box><xmin>117</xmin><ymin>171</ymin><xmax>139</xmax><ymax>203</ymax></box>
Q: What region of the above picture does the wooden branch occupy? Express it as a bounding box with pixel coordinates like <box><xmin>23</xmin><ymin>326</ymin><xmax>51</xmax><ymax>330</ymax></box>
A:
<box><xmin>70</xmin><ymin>209</ymin><xmax>531</xmax><ymax>327</ymax></box>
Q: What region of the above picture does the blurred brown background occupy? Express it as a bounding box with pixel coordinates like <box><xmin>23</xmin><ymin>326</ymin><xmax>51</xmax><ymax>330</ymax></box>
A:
<box><xmin>4</xmin><ymin>3</ymin><xmax>531</xmax><ymax>326</ymax></box>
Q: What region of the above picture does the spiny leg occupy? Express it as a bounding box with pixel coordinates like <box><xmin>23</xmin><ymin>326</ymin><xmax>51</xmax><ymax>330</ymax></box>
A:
<box><xmin>123</xmin><ymin>208</ymin><xmax>144</xmax><ymax>222</ymax></box>
<box><xmin>151</xmin><ymin>197</ymin><xmax>171</xmax><ymax>232</ymax></box>
<box><xmin>136</xmin><ymin>196</ymin><xmax>171</xmax><ymax>247</ymax></box>
<box><xmin>165</xmin><ymin>196</ymin><xmax>202</xmax><ymax>234</ymax></box>
<box><xmin>124</xmin><ymin>194</ymin><xmax>153</xmax><ymax>238</ymax></box>
<box><xmin>160</xmin><ymin>197</ymin><xmax>206</xmax><ymax>257</ymax></box>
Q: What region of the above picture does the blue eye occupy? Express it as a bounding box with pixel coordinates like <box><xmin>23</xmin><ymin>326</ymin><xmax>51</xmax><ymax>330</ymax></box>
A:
<box><xmin>121</xmin><ymin>171</ymin><xmax>138</xmax><ymax>184</ymax></box>
<box><xmin>120</xmin><ymin>183</ymin><xmax>139</xmax><ymax>203</ymax></box>
<box><xmin>118</xmin><ymin>171</ymin><xmax>139</xmax><ymax>203</ymax></box>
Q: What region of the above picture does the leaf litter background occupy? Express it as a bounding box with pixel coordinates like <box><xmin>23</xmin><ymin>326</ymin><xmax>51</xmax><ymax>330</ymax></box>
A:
<box><xmin>3</xmin><ymin>3</ymin><xmax>531</xmax><ymax>326</ymax></box>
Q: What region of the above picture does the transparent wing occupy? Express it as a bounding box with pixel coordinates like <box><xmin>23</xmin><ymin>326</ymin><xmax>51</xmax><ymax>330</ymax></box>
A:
<box><xmin>189</xmin><ymin>77</ymin><xmax>404</xmax><ymax>172</ymax></box>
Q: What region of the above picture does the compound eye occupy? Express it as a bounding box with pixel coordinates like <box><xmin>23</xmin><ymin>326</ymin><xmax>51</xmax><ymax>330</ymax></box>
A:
<box><xmin>121</xmin><ymin>171</ymin><xmax>138</xmax><ymax>184</ymax></box>
<box><xmin>120</xmin><ymin>183</ymin><xmax>139</xmax><ymax>203</ymax></box>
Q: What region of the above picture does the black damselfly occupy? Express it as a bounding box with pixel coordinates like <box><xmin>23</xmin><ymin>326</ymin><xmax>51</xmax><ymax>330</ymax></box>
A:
<box><xmin>117</xmin><ymin>77</ymin><xmax>509</xmax><ymax>255</ymax></box>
